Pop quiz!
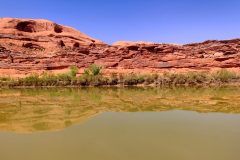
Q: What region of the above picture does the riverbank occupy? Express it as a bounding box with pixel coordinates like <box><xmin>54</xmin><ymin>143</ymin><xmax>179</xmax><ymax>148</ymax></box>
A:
<box><xmin>1</xmin><ymin>18</ymin><xmax>240</xmax><ymax>80</ymax></box>
<box><xmin>0</xmin><ymin>65</ymin><xmax>239</xmax><ymax>88</ymax></box>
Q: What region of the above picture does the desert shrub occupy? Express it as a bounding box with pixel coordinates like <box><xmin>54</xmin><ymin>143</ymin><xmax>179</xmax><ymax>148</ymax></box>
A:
<box><xmin>185</xmin><ymin>72</ymin><xmax>209</xmax><ymax>85</ymax></box>
<box><xmin>122</xmin><ymin>73</ymin><xmax>145</xmax><ymax>85</ymax></box>
<box><xmin>69</xmin><ymin>66</ymin><xmax>79</xmax><ymax>78</ymax></box>
<box><xmin>19</xmin><ymin>74</ymin><xmax>40</xmax><ymax>86</ymax></box>
<box><xmin>78</xmin><ymin>74</ymin><xmax>108</xmax><ymax>86</ymax></box>
<box><xmin>77</xmin><ymin>74</ymin><xmax>91</xmax><ymax>86</ymax></box>
<box><xmin>108</xmin><ymin>73</ymin><xmax>119</xmax><ymax>85</ymax></box>
<box><xmin>171</xmin><ymin>73</ymin><xmax>187</xmax><ymax>85</ymax></box>
<box><xmin>0</xmin><ymin>76</ymin><xmax>14</xmax><ymax>87</ymax></box>
<box><xmin>212</xmin><ymin>69</ymin><xmax>237</xmax><ymax>82</ymax></box>
<box><xmin>0</xmin><ymin>77</ymin><xmax>11</xmax><ymax>81</ymax></box>
<box><xmin>57</xmin><ymin>73</ymin><xmax>72</xmax><ymax>82</ymax></box>
<box><xmin>91</xmin><ymin>75</ymin><xmax>109</xmax><ymax>86</ymax></box>
<box><xmin>141</xmin><ymin>74</ymin><xmax>157</xmax><ymax>84</ymax></box>
<box><xmin>84</xmin><ymin>64</ymin><xmax>102</xmax><ymax>76</ymax></box>
<box><xmin>161</xmin><ymin>72</ymin><xmax>210</xmax><ymax>86</ymax></box>
<box><xmin>40</xmin><ymin>73</ymin><xmax>58</xmax><ymax>86</ymax></box>
<box><xmin>160</xmin><ymin>73</ymin><xmax>181</xmax><ymax>86</ymax></box>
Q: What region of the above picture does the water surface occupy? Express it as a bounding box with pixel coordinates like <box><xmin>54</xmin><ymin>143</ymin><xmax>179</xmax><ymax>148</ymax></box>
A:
<box><xmin>0</xmin><ymin>87</ymin><xmax>240</xmax><ymax>160</ymax></box>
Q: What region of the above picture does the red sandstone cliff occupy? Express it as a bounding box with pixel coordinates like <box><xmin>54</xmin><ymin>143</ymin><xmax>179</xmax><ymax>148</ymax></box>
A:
<box><xmin>0</xmin><ymin>18</ymin><xmax>239</xmax><ymax>76</ymax></box>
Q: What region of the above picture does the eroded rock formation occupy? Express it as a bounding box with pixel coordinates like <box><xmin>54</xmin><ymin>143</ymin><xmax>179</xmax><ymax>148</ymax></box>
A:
<box><xmin>0</xmin><ymin>18</ymin><xmax>240</xmax><ymax>76</ymax></box>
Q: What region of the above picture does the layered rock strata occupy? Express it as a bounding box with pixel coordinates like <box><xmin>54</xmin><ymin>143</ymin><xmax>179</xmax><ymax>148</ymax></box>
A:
<box><xmin>0</xmin><ymin>18</ymin><xmax>239</xmax><ymax>76</ymax></box>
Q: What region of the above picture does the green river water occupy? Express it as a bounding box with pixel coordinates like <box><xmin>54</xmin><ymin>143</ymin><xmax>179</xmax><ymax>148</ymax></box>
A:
<box><xmin>0</xmin><ymin>87</ymin><xmax>240</xmax><ymax>160</ymax></box>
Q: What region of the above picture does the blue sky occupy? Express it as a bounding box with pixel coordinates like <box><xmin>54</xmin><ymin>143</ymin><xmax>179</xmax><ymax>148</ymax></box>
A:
<box><xmin>1</xmin><ymin>0</ymin><xmax>240</xmax><ymax>44</ymax></box>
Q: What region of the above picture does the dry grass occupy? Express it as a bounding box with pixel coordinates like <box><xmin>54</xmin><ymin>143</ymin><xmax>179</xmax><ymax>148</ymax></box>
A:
<box><xmin>0</xmin><ymin>67</ymin><xmax>239</xmax><ymax>87</ymax></box>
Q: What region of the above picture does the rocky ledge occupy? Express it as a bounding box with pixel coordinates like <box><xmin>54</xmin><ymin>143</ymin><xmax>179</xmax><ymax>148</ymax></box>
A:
<box><xmin>0</xmin><ymin>18</ymin><xmax>239</xmax><ymax>76</ymax></box>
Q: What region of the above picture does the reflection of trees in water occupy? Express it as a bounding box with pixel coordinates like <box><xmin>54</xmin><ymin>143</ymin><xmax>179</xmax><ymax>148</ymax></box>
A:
<box><xmin>0</xmin><ymin>87</ymin><xmax>240</xmax><ymax>133</ymax></box>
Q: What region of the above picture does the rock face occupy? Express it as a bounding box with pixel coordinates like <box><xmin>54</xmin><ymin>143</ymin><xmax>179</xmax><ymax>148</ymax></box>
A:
<box><xmin>0</xmin><ymin>18</ymin><xmax>240</xmax><ymax>76</ymax></box>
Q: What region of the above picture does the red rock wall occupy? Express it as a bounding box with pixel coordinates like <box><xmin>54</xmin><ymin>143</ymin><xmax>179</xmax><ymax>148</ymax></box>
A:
<box><xmin>0</xmin><ymin>18</ymin><xmax>240</xmax><ymax>76</ymax></box>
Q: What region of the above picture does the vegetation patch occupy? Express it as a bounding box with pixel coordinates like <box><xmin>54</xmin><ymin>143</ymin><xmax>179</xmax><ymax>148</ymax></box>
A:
<box><xmin>0</xmin><ymin>66</ymin><xmax>239</xmax><ymax>88</ymax></box>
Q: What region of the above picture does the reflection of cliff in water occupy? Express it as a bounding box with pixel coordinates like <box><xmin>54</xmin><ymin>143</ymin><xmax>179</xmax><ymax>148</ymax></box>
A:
<box><xmin>0</xmin><ymin>87</ymin><xmax>240</xmax><ymax>133</ymax></box>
